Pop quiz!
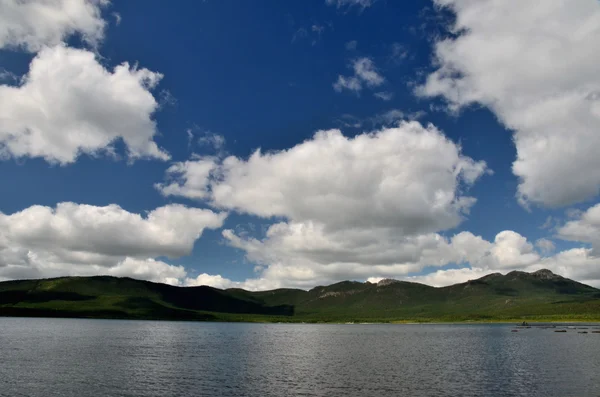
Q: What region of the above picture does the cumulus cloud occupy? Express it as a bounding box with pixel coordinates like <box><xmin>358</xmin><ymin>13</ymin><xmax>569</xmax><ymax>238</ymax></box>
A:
<box><xmin>158</xmin><ymin>121</ymin><xmax>495</xmax><ymax>289</ymax></box>
<box><xmin>334</xmin><ymin>57</ymin><xmax>384</xmax><ymax>93</ymax></box>
<box><xmin>219</xmin><ymin>229</ymin><xmax>542</xmax><ymax>289</ymax></box>
<box><xmin>0</xmin><ymin>202</ymin><xmax>226</xmax><ymax>284</ymax></box>
<box><xmin>406</xmin><ymin>267</ymin><xmax>492</xmax><ymax>287</ymax></box>
<box><xmin>408</xmin><ymin>230</ymin><xmax>600</xmax><ymax>288</ymax></box>
<box><xmin>194</xmin><ymin>229</ymin><xmax>600</xmax><ymax>290</ymax></box>
<box><xmin>418</xmin><ymin>0</ymin><xmax>600</xmax><ymax>208</ymax></box>
<box><xmin>159</xmin><ymin>122</ymin><xmax>487</xmax><ymax>233</ymax></box>
<box><xmin>107</xmin><ymin>258</ymin><xmax>186</xmax><ymax>286</ymax></box>
<box><xmin>220</xmin><ymin>226</ymin><xmax>459</xmax><ymax>289</ymax></box>
<box><xmin>412</xmin><ymin>246</ymin><xmax>600</xmax><ymax>289</ymax></box>
<box><xmin>185</xmin><ymin>273</ymin><xmax>242</xmax><ymax>289</ymax></box>
<box><xmin>184</xmin><ymin>272</ymin><xmax>284</xmax><ymax>291</ymax></box>
<box><xmin>0</xmin><ymin>0</ymin><xmax>107</xmax><ymax>52</ymax></box>
<box><xmin>557</xmin><ymin>203</ymin><xmax>600</xmax><ymax>255</ymax></box>
<box><xmin>0</xmin><ymin>45</ymin><xmax>170</xmax><ymax>164</ymax></box>
<box><xmin>158</xmin><ymin>156</ymin><xmax>217</xmax><ymax>200</ymax></box>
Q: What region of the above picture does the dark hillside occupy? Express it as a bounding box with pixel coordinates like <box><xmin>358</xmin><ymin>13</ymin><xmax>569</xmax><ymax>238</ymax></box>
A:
<box><xmin>1</xmin><ymin>269</ymin><xmax>599</xmax><ymax>322</ymax></box>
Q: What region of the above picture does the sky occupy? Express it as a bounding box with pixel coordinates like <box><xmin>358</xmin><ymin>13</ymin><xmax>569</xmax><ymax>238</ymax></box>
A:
<box><xmin>1</xmin><ymin>0</ymin><xmax>600</xmax><ymax>290</ymax></box>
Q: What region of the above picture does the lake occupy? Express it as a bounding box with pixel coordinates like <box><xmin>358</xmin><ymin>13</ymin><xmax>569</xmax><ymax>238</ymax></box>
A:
<box><xmin>1</xmin><ymin>318</ymin><xmax>599</xmax><ymax>396</ymax></box>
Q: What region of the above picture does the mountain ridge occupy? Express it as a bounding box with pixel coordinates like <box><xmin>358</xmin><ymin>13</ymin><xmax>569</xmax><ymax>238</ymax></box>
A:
<box><xmin>1</xmin><ymin>269</ymin><xmax>599</xmax><ymax>323</ymax></box>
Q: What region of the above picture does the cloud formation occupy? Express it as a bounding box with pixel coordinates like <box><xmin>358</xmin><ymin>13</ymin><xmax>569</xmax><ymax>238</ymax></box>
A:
<box><xmin>418</xmin><ymin>0</ymin><xmax>600</xmax><ymax>208</ymax></box>
<box><xmin>557</xmin><ymin>203</ymin><xmax>600</xmax><ymax>255</ymax></box>
<box><xmin>334</xmin><ymin>58</ymin><xmax>384</xmax><ymax>93</ymax></box>
<box><xmin>158</xmin><ymin>121</ymin><xmax>494</xmax><ymax>289</ymax></box>
<box><xmin>191</xmin><ymin>229</ymin><xmax>600</xmax><ymax>290</ymax></box>
<box><xmin>158</xmin><ymin>119</ymin><xmax>600</xmax><ymax>290</ymax></box>
<box><xmin>0</xmin><ymin>45</ymin><xmax>170</xmax><ymax>163</ymax></box>
<box><xmin>0</xmin><ymin>203</ymin><xmax>226</xmax><ymax>284</ymax></box>
<box><xmin>0</xmin><ymin>0</ymin><xmax>107</xmax><ymax>52</ymax></box>
<box><xmin>159</xmin><ymin>122</ymin><xmax>487</xmax><ymax>233</ymax></box>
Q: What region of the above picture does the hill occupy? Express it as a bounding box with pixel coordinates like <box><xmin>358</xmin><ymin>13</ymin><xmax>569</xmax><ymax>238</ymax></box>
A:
<box><xmin>1</xmin><ymin>269</ymin><xmax>599</xmax><ymax>322</ymax></box>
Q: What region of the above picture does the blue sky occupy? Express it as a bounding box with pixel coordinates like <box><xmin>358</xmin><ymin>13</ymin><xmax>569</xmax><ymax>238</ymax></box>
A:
<box><xmin>1</xmin><ymin>0</ymin><xmax>600</xmax><ymax>289</ymax></box>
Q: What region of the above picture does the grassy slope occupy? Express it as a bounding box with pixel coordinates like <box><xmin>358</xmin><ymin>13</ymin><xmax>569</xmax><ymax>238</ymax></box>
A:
<box><xmin>234</xmin><ymin>271</ymin><xmax>600</xmax><ymax>322</ymax></box>
<box><xmin>1</xmin><ymin>270</ymin><xmax>599</xmax><ymax>322</ymax></box>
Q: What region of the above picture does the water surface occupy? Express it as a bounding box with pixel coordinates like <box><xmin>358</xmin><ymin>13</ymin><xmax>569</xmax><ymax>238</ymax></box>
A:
<box><xmin>1</xmin><ymin>318</ymin><xmax>599</xmax><ymax>396</ymax></box>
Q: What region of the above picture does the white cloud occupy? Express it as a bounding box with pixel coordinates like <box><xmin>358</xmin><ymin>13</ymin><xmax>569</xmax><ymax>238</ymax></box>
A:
<box><xmin>326</xmin><ymin>0</ymin><xmax>373</xmax><ymax>10</ymax></box>
<box><xmin>112</xmin><ymin>12</ymin><xmax>121</xmax><ymax>26</ymax></box>
<box><xmin>0</xmin><ymin>45</ymin><xmax>170</xmax><ymax>164</ymax></box>
<box><xmin>221</xmin><ymin>226</ymin><xmax>458</xmax><ymax>289</ymax></box>
<box><xmin>535</xmin><ymin>238</ymin><xmax>556</xmax><ymax>255</ymax></box>
<box><xmin>333</xmin><ymin>75</ymin><xmax>362</xmax><ymax>93</ymax></box>
<box><xmin>184</xmin><ymin>272</ymin><xmax>283</xmax><ymax>291</ymax></box>
<box><xmin>0</xmin><ymin>202</ymin><xmax>226</xmax><ymax>284</ymax></box>
<box><xmin>335</xmin><ymin>113</ymin><xmax>363</xmax><ymax>128</ymax></box>
<box><xmin>345</xmin><ymin>40</ymin><xmax>357</xmax><ymax>50</ymax></box>
<box><xmin>158</xmin><ymin>156</ymin><xmax>217</xmax><ymax>200</ymax></box>
<box><xmin>540</xmin><ymin>216</ymin><xmax>556</xmax><ymax>230</ymax></box>
<box><xmin>222</xmin><ymin>228</ymin><xmax>542</xmax><ymax>288</ymax></box>
<box><xmin>334</xmin><ymin>57</ymin><xmax>384</xmax><ymax>93</ymax></box>
<box><xmin>0</xmin><ymin>0</ymin><xmax>107</xmax><ymax>52</ymax></box>
<box><xmin>159</xmin><ymin>122</ymin><xmax>495</xmax><ymax>290</ymax></box>
<box><xmin>407</xmin><ymin>267</ymin><xmax>491</xmax><ymax>287</ymax></box>
<box><xmin>0</xmin><ymin>202</ymin><xmax>226</xmax><ymax>258</ymax></box>
<box><xmin>557</xmin><ymin>202</ymin><xmax>600</xmax><ymax>255</ymax></box>
<box><xmin>198</xmin><ymin>131</ymin><xmax>226</xmax><ymax>151</ymax></box>
<box><xmin>410</xmin><ymin>231</ymin><xmax>600</xmax><ymax>288</ymax></box>
<box><xmin>225</xmin><ymin>224</ymin><xmax>456</xmax><ymax>267</ymax></box>
<box><xmin>107</xmin><ymin>258</ymin><xmax>185</xmax><ymax>286</ymax></box>
<box><xmin>185</xmin><ymin>273</ymin><xmax>236</xmax><ymax>289</ymax></box>
<box><xmin>485</xmin><ymin>231</ymin><xmax>540</xmax><ymax>269</ymax></box>
<box><xmin>160</xmin><ymin>122</ymin><xmax>487</xmax><ymax>233</ymax></box>
<box><xmin>194</xmin><ymin>229</ymin><xmax>600</xmax><ymax>290</ymax></box>
<box><xmin>411</xmin><ymin>245</ymin><xmax>600</xmax><ymax>289</ymax></box>
<box><xmin>536</xmin><ymin>248</ymin><xmax>600</xmax><ymax>287</ymax></box>
<box><xmin>353</xmin><ymin>58</ymin><xmax>384</xmax><ymax>86</ymax></box>
<box><xmin>374</xmin><ymin>91</ymin><xmax>393</xmax><ymax>101</ymax></box>
<box><xmin>418</xmin><ymin>0</ymin><xmax>600</xmax><ymax>208</ymax></box>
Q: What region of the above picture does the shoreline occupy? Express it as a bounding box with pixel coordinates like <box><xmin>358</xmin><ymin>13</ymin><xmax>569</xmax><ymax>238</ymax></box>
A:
<box><xmin>2</xmin><ymin>314</ymin><xmax>600</xmax><ymax>325</ymax></box>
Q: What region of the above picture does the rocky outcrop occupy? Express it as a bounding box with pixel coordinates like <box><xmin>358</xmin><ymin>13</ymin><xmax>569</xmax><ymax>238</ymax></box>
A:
<box><xmin>532</xmin><ymin>269</ymin><xmax>561</xmax><ymax>280</ymax></box>
<box><xmin>376</xmin><ymin>279</ymin><xmax>400</xmax><ymax>287</ymax></box>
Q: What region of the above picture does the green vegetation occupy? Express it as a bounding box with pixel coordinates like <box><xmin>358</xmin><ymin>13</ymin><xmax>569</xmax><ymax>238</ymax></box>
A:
<box><xmin>1</xmin><ymin>269</ymin><xmax>600</xmax><ymax>323</ymax></box>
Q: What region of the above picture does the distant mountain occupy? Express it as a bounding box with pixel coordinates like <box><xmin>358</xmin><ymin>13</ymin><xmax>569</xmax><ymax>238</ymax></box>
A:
<box><xmin>1</xmin><ymin>270</ymin><xmax>599</xmax><ymax>322</ymax></box>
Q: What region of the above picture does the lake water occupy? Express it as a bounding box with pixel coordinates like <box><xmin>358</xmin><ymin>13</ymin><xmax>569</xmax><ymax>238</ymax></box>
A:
<box><xmin>1</xmin><ymin>318</ymin><xmax>599</xmax><ymax>396</ymax></box>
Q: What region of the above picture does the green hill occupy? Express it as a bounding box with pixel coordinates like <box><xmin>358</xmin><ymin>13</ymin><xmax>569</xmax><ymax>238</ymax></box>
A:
<box><xmin>1</xmin><ymin>269</ymin><xmax>599</xmax><ymax>323</ymax></box>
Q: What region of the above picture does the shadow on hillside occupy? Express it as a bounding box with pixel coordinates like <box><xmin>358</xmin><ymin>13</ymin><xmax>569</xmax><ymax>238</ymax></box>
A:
<box><xmin>0</xmin><ymin>291</ymin><xmax>94</xmax><ymax>304</ymax></box>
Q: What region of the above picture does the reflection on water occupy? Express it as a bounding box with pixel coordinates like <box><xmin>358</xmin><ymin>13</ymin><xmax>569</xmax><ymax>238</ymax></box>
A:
<box><xmin>1</xmin><ymin>319</ymin><xmax>599</xmax><ymax>397</ymax></box>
